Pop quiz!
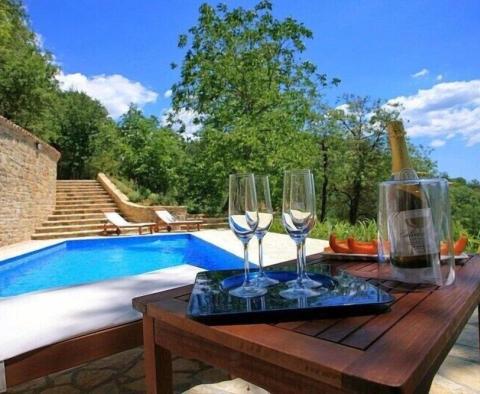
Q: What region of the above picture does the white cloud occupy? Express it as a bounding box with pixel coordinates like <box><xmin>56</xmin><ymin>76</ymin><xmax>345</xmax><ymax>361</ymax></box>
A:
<box><xmin>430</xmin><ymin>139</ymin><xmax>446</xmax><ymax>148</ymax></box>
<box><xmin>161</xmin><ymin>108</ymin><xmax>202</xmax><ymax>138</ymax></box>
<box><xmin>388</xmin><ymin>79</ymin><xmax>480</xmax><ymax>146</ymax></box>
<box><xmin>164</xmin><ymin>89</ymin><xmax>173</xmax><ymax>98</ymax></box>
<box><xmin>436</xmin><ymin>74</ymin><xmax>444</xmax><ymax>81</ymax></box>
<box><xmin>412</xmin><ymin>68</ymin><xmax>429</xmax><ymax>78</ymax></box>
<box><xmin>56</xmin><ymin>72</ymin><xmax>158</xmax><ymax>118</ymax></box>
<box><xmin>335</xmin><ymin>103</ymin><xmax>350</xmax><ymax>113</ymax></box>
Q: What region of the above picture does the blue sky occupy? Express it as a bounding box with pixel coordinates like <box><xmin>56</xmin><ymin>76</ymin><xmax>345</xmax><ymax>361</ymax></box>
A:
<box><xmin>25</xmin><ymin>0</ymin><xmax>480</xmax><ymax>180</ymax></box>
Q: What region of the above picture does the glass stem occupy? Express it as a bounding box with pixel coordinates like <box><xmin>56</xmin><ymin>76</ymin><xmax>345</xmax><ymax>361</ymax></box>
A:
<box><xmin>258</xmin><ymin>237</ymin><xmax>265</xmax><ymax>276</ymax></box>
<box><xmin>296</xmin><ymin>241</ymin><xmax>305</xmax><ymax>287</ymax></box>
<box><xmin>243</xmin><ymin>242</ymin><xmax>251</xmax><ymax>287</ymax></box>
<box><xmin>300</xmin><ymin>240</ymin><xmax>307</xmax><ymax>278</ymax></box>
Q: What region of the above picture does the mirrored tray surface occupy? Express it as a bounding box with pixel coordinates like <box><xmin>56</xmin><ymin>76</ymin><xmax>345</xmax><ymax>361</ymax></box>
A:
<box><xmin>187</xmin><ymin>263</ymin><xmax>394</xmax><ymax>324</ymax></box>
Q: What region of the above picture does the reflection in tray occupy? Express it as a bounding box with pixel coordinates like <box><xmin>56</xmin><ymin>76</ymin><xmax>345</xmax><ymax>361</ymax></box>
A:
<box><xmin>220</xmin><ymin>271</ymin><xmax>336</xmax><ymax>292</ymax></box>
<box><xmin>187</xmin><ymin>263</ymin><xmax>394</xmax><ymax>324</ymax></box>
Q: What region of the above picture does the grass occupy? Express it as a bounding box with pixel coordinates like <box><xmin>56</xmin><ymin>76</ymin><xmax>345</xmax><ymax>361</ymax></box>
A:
<box><xmin>270</xmin><ymin>217</ymin><xmax>480</xmax><ymax>253</ymax></box>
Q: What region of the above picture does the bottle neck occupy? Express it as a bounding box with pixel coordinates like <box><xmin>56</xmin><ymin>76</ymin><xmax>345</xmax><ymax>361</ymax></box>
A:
<box><xmin>388</xmin><ymin>121</ymin><xmax>418</xmax><ymax>180</ymax></box>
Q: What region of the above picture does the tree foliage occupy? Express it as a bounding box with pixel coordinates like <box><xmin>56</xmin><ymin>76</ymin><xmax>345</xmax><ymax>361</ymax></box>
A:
<box><xmin>117</xmin><ymin>107</ymin><xmax>186</xmax><ymax>200</ymax></box>
<box><xmin>55</xmin><ymin>91</ymin><xmax>116</xmax><ymax>179</ymax></box>
<box><xmin>0</xmin><ymin>0</ymin><xmax>59</xmax><ymax>140</ymax></box>
<box><xmin>2</xmin><ymin>0</ymin><xmax>477</xmax><ymax>233</ymax></box>
<box><xmin>449</xmin><ymin>178</ymin><xmax>480</xmax><ymax>236</ymax></box>
<box><xmin>170</xmin><ymin>0</ymin><xmax>336</xmax><ymax>132</ymax></box>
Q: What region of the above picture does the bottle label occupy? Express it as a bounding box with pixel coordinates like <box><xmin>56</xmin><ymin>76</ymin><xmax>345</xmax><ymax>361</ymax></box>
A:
<box><xmin>388</xmin><ymin>208</ymin><xmax>439</xmax><ymax>256</ymax></box>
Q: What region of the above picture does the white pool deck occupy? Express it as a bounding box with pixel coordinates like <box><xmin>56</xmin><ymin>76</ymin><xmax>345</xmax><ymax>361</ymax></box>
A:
<box><xmin>0</xmin><ymin>230</ymin><xmax>328</xmax><ymax>364</ymax></box>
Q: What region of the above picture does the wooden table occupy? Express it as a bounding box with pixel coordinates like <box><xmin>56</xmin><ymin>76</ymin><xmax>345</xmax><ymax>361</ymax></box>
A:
<box><xmin>133</xmin><ymin>256</ymin><xmax>480</xmax><ymax>394</ymax></box>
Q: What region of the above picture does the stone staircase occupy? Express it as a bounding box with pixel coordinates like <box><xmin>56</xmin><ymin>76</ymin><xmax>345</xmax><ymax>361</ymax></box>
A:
<box><xmin>32</xmin><ymin>180</ymin><xmax>119</xmax><ymax>240</ymax></box>
<box><xmin>32</xmin><ymin>180</ymin><xmax>229</xmax><ymax>240</ymax></box>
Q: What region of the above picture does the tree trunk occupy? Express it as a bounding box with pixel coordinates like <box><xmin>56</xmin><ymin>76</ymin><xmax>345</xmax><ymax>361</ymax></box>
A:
<box><xmin>319</xmin><ymin>139</ymin><xmax>328</xmax><ymax>221</ymax></box>
<box><xmin>349</xmin><ymin>178</ymin><xmax>362</xmax><ymax>224</ymax></box>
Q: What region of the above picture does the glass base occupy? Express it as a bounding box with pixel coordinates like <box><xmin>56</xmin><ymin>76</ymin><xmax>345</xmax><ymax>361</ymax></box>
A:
<box><xmin>287</xmin><ymin>275</ymin><xmax>323</xmax><ymax>289</ymax></box>
<box><xmin>230</xmin><ymin>284</ymin><xmax>267</xmax><ymax>298</ymax></box>
<box><xmin>280</xmin><ymin>286</ymin><xmax>320</xmax><ymax>299</ymax></box>
<box><xmin>256</xmin><ymin>273</ymin><xmax>279</xmax><ymax>288</ymax></box>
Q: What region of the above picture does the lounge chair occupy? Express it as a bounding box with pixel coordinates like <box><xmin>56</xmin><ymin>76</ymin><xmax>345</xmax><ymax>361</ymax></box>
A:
<box><xmin>103</xmin><ymin>212</ymin><xmax>155</xmax><ymax>235</ymax></box>
<box><xmin>154</xmin><ymin>210</ymin><xmax>203</xmax><ymax>232</ymax></box>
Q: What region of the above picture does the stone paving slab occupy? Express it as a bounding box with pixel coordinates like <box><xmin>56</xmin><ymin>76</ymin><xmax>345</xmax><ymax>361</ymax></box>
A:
<box><xmin>7</xmin><ymin>309</ymin><xmax>478</xmax><ymax>394</ymax></box>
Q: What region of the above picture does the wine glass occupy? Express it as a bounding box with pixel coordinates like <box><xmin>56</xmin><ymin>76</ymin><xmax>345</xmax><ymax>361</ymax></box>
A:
<box><xmin>280</xmin><ymin>169</ymin><xmax>321</xmax><ymax>299</ymax></box>
<box><xmin>228</xmin><ymin>173</ymin><xmax>267</xmax><ymax>298</ymax></box>
<box><xmin>254</xmin><ymin>175</ymin><xmax>279</xmax><ymax>287</ymax></box>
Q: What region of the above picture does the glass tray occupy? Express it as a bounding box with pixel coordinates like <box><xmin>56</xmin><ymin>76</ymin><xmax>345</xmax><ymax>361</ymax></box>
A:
<box><xmin>187</xmin><ymin>263</ymin><xmax>394</xmax><ymax>324</ymax></box>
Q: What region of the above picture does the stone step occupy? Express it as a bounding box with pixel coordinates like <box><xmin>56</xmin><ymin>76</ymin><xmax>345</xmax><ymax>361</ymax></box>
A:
<box><xmin>35</xmin><ymin>223</ymin><xmax>107</xmax><ymax>234</ymax></box>
<box><xmin>56</xmin><ymin>193</ymin><xmax>111</xmax><ymax>200</ymax></box>
<box><xmin>42</xmin><ymin>217</ymin><xmax>108</xmax><ymax>226</ymax></box>
<box><xmin>54</xmin><ymin>202</ymin><xmax>117</xmax><ymax>210</ymax></box>
<box><xmin>32</xmin><ymin>229</ymin><xmax>106</xmax><ymax>240</ymax></box>
<box><xmin>56</xmin><ymin>182</ymin><xmax>103</xmax><ymax>186</ymax></box>
<box><xmin>53</xmin><ymin>207</ymin><xmax>120</xmax><ymax>215</ymax></box>
<box><xmin>56</xmin><ymin>186</ymin><xmax>106</xmax><ymax>192</ymax></box>
<box><xmin>56</xmin><ymin>190</ymin><xmax>110</xmax><ymax>198</ymax></box>
<box><xmin>55</xmin><ymin>198</ymin><xmax>114</xmax><ymax>205</ymax></box>
<box><xmin>48</xmin><ymin>212</ymin><xmax>107</xmax><ymax>221</ymax></box>
<box><xmin>57</xmin><ymin>180</ymin><xmax>99</xmax><ymax>184</ymax></box>
<box><xmin>56</xmin><ymin>189</ymin><xmax>106</xmax><ymax>194</ymax></box>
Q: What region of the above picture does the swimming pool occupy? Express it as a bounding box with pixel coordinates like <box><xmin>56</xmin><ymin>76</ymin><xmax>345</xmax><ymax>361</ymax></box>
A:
<box><xmin>0</xmin><ymin>234</ymin><xmax>243</xmax><ymax>297</ymax></box>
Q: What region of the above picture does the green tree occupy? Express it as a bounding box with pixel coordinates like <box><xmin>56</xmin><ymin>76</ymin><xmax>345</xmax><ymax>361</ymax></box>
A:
<box><xmin>55</xmin><ymin>91</ymin><xmax>115</xmax><ymax>179</ymax></box>
<box><xmin>0</xmin><ymin>0</ymin><xmax>60</xmax><ymax>140</ymax></box>
<box><xmin>170</xmin><ymin>0</ymin><xmax>331</xmax><ymax>131</ymax></box>
<box><xmin>324</xmin><ymin>97</ymin><xmax>396</xmax><ymax>223</ymax></box>
<box><xmin>449</xmin><ymin>179</ymin><xmax>480</xmax><ymax>235</ymax></box>
<box><xmin>308</xmin><ymin>104</ymin><xmax>346</xmax><ymax>221</ymax></box>
<box><xmin>321</xmin><ymin>97</ymin><xmax>436</xmax><ymax>224</ymax></box>
<box><xmin>118</xmin><ymin>107</ymin><xmax>185</xmax><ymax>199</ymax></box>
<box><xmin>169</xmin><ymin>0</ymin><xmax>336</xmax><ymax>212</ymax></box>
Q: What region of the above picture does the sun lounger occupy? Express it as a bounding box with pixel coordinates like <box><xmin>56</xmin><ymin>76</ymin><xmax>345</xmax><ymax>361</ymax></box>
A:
<box><xmin>154</xmin><ymin>210</ymin><xmax>203</xmax><ymax>232</ymax></box>
<box><xmin>103</xmin><ymin>212</ymin><xmax>155</xmax><ymax>235</ymax></box>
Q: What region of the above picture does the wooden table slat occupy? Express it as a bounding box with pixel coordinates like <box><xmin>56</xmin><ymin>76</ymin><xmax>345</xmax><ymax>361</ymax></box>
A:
<box><xmin>343</xmin><ymin>257</ymin><xmax>480</xmax><ymax>392</ymax></box>
<box><xmin>273</xmin><ymin>321</ymin><xmax>306</xmax><ymax>330</ymax></box>
<box><xmin>317</xmin><ymin>314</ymin><xmax>376</xmax><ymax>343</ymax></box>
<box><xmin>341</xmin><ymin>289</ymin><xmax>432</xmax><ymax>349</ymax></box>
<box><xmin>293</xmin><ymin>318</ymin><xmax>340</xmax><ymax>337</ymax></box>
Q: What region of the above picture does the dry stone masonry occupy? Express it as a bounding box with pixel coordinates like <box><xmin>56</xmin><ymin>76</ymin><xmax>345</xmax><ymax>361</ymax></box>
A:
<box><xmin>0</xmin><ymin>116</ymin><xmax>60</xmax><ymax>247</ymax></box>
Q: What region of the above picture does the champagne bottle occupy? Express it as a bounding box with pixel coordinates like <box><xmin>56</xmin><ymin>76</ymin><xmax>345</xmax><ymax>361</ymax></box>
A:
<box><xmin>387</xmin><ymin>121</ymin><xmax>439</xmax><ymax>269</ymax></box>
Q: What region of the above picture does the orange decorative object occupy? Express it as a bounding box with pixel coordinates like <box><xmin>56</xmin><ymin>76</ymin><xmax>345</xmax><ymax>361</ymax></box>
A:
<box><xmin>454</xmin><ymin>235</ymin><xmax>468</xmax><ymax>255</ymax></box>
<box><xmin>329</xmin><ymin>234</ymin><xmax>351</xmax><ymax>253</ymax></box>
<box><xmin>440</xmin><ymin>235</ymin><xmax>468</xmax><ymax>255</ymax></box>
<box><xmin>347</xmin><ymin>237</ymin><xmax>378</xmax><ymax>255</ymax></box>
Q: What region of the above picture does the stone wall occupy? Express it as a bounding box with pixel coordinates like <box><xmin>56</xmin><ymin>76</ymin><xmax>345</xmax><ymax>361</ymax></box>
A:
<box><xmin>0</xmin><ymin>116</ymin><xmax>60</xmax><ymax>247</ymax></box>
<box><xmin>97</xmin><ymin>173</ymin><xmax>187</xmax><ymax>223</ymax></box>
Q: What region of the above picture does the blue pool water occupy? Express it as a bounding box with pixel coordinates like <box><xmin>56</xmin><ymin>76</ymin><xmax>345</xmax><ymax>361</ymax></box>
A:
<box><xmin>0</xmin><ymin>234</ymin><xmax>243</xmax><ymax>297</ymax></box>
